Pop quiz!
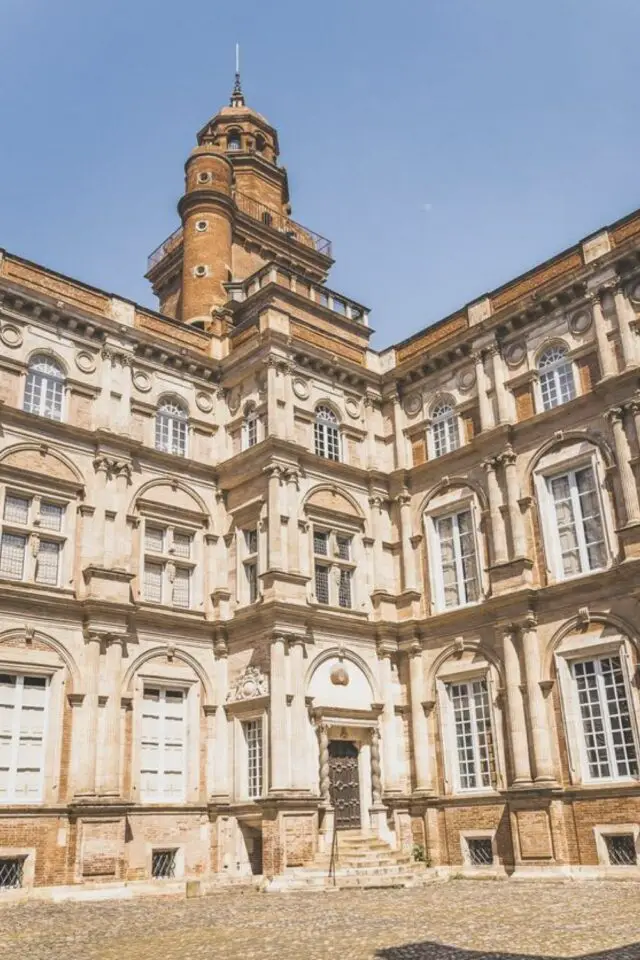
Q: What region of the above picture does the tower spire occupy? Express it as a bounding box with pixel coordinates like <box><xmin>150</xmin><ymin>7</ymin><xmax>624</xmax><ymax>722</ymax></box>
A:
<box><xmin>230</xmin><ymin>43</ymin><xmax>245</xmax><ymax>107</ymax></box>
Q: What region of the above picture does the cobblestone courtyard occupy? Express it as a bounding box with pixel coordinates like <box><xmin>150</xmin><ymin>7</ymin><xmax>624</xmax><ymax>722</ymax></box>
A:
<box><xmin>0</xmin><ymin>881</ymin><xmax>638</xmax><ymax>960</ymax></box>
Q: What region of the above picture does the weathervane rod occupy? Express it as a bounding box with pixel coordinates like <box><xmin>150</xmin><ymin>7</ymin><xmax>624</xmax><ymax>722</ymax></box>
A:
<box><xmin>236</xmin><ymin>43</ymin><xmax>240</xmax><ymax>76</ymax></box>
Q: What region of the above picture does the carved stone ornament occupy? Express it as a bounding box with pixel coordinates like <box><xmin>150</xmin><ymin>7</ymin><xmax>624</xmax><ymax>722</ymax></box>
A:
<box><xmin>75</xmin><ymin>350</ymin><xmax>96</xmax><ymax>374</ymax></box>
<box><xmin>503</xmin><ymin>340</ymin><xmax>527</xmax><ymax>369</ymax></box>
<box><xmin>345</xmin><ymin>396</ymin><xmax>361</xmax><ymax>419</ymax></box>
<box><xmin>132</xmin><ymin>369</ymin><xmax>152</xmax><ymax>393</ymax></box>
<box><xmin>330</xmin><ymin>664</ymin><xmax>350</xmax><ymax>687</ymax></box>
<box><xmin>292</xmin><ymin>377</ymin><xmax>309</xmax><ymax>400</ymax></box>
<box><xmin>0</xmin><ymin>324</ymin><xmax>23</xmax><ymax>349</ymax></box>
<box><xmin>227</xmin><ymin>389</ymin><xmax>241</xmax><ymax>414</ymax></box>
<box><xmin>569</xmin><ymin>308</ymin><xmax>593</xmax><ymax>335</ymax></box>
<box><xmin>226</xmin><ymin>666</ymin><xmax>269</xmax><ymax>702</ymax></box>
<box><xmin>403</xmin><ymin>392</ymin><xmax>422</xmax><ymax>417</ymax></box>
<box><xmin>195</xmin><ymin>391</ymin><xmax>213</xmax><ymax>413</ymax></box>
<box><xmin>457</xmin><ymin>367</ymin><xmax>476</xmax><ymax>392</ymax></box>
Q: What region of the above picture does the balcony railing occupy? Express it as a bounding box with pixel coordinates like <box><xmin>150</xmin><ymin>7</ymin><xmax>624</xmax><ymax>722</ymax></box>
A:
<box><xmin>147</xmin><ymin>225</ymin><xmax>184</xmax><ymax>272</ymax></box>
<box><xmin>235</xmin><ymin>191</ymin><xmax>332</xmax><ymax>259</ymax></box>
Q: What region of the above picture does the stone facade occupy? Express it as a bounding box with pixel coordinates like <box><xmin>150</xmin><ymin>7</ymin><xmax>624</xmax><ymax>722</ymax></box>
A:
<box><xmin>0</xmin><ymin>77</ymin><xmax>639</xmax><ymax>897</ymax></box>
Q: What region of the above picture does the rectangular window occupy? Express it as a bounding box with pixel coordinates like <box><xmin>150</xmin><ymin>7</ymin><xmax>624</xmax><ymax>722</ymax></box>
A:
<box><xmin>448</xmin><ymin>679</ymin><xmax>494</xmax><ymax>791</ymax></box>
<box><xmin>140</xmin><ymin>687</ymin><xmax>186</xmax><ymax>802</ymax></box>
<box><xmin>313</xmin><ymin>530</ymin><xmax>328</xmax><ymax>556</ymax></box>
<box><xmin>604</xmin><ymin>834</ymin><xmax>638</xmax><ymax>866</ymax></box>
<box><xmin>572</xmin><ymin>656</ymin><xmax>638</xmax><ymax>781</ymax></box>
<box><xmin>0</xmin><ymin>674</ymin><xmax>47</xmax><ymax>803</ymax></box>
<box><xmin>244</xmin><ymin>529</ymin><xmax>258</xmax><ymax>555</ymax></box>
<box><xmin>246</xmin><ymin>416</ymin><xmax>258</xmax><ymax>448</ymax></box>
<box><xmin>245</xmin><ymin>561</ymin><xmax>258</xmax><ymax>603</ymax></box>
<box><xmin>548</xmin><ymin>466</ymin><xmax>606</xmax><ymax>578</ymax></box>
<box><xmin>3</xmin><ymin>495</ymin><xmax>29</xmax><ymax>525</ymax></box>
<box><xmin>151</xmin><ymin>848</ymin><xmax>177</xmax><ymax>879</ymax></box>
<box><xmin>143</xmin><ymin>562</ymin><xmax>163</xmax><ymax>603</ymax></box>
<box><xmin>243</xmin><ymin>719</ymin><xmax>263</xmax><ymax>799</ymax></box>
<box><xmin>435</xmin><ymin>509</ymin><xmax>479</xmax><ymax>610</ymax></box>
<box><xmin>172</xmin><ymin>532</ymin><xmax>191</xmax><ymax>559</ymax></box>
<box><xmin>336</xmin><ymin>535</ymin><xmax>351</xmax><ymax>561</ymax></box>
<box><xmin>338</xmin><ymin>568</ymin><xmax>352</xmax><ymax>608</ymax></box>
<box><xmin>467</xmin><ymin>837</ymin><xmax>494</xmax><ymax>866</ymax></box>
<box><xmin>172</xmin><ymin>566</ymin><xmax>190</xmax><ymax>608</ymax></box>
<box><xmin>144</xmin><ymin>526</ymin><xmax>164</xmax><ymax>554</ymax></box>
<box><xmin>315</xmin><ymin>564</ymin><xmax>330</xmax><ymax>604</ymax></box>
<box><xmin>0</xmin><ymin>858</ymin><xmax>25</xmax><ymax>889</ymax></box>
<box><xmin>0</xmin><ymin>532</ymin><xmax>27</xmax><ymax>581</ymax></box>
<box><xmin>35</xmin><ymin>540</ymin><xmax>60</xmax><ymax>586</ymax></box>
<box><xmin>39</xmin><ymin>501</ymin><xmax>64</xmax><ymax>532</ymax></box>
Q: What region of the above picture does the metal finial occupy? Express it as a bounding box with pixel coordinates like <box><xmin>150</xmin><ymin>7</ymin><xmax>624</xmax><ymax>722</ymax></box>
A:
<box><xmin>231</xmin><ymin>43</ymin><xmax>245</xmax><ymax>107</ymax></box>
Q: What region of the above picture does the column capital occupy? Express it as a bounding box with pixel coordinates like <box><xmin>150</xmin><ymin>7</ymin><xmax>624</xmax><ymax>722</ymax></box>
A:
<box><xmin>263</xmin><ymin>463</ymin><xmax>283</xmax><ymax>479</ymax></box>
<box><xmin>482</xmin><ymin>455</ymin><xmax>500</xmax><ymax>473</ymax></box>
<box><xmin>470</xmin><ymin>349</ymin><xmax>486</xmax><ymax>364</ymax></box>
<box><xmin>394</xmin><ymin>492</ymin><xmax>411</xmax><ymax>507</ymax></box>
<box><xmin>521</xmin><ymin>611</ymin><xmax>538</xmax><ymax>633</ymax></box>
<box><xmin>500</xmin><ymin>443</ymin><xmax>518</xmax><ymax>467</ymax></box>
<box><xmin>586</xmin><ymin>289</ymin><xmax>603</xmax><ymax>305</ymax></box>
<box><xmin>368</xmin><ymin>494</ymin><xmax>385</xmax><ymax>509</ymax></box>
<box><xmin>408</xmin><ymin>639</ymin><xmax>423</xmax><ymax>658</ymax></box>
<box><xmin>606</xmin><ymin>404</ymin><xmax>626</xmax><ymax>425</ymax></box>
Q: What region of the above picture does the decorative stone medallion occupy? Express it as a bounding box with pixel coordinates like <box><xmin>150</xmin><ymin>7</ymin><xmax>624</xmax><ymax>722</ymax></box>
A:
<box><xmin>403</xmin><ymin>392</ymin><xmax>422</xmax><ymax>417</ymax></box>
<box><xmin>131</xmin><ymin>369</ymin><xmax>152</xmax><ymax>393</ymax></box>
<box><xmin>226</xmin><ymin>666</ymin><xmax>269</xmax><ymax>702</ymax></box>
<box><xmin>0</xmin><ymin>324</ymin><xmax>23</xmax><ymax>349</ymax></box>
<box><xmin>330</xmin><ymin>664</ymin><xmax>350</xmax><ymax>686</ymax></box>
<box><xmin>345</xmin><ymin>396</ymin><xmax>361</xmax><ymax>419</ymax></box>
<box><xmin>569</xmin><ymin>308</ymin><xmax>593</xmax><ymax>335</ymax></box>
<box><xmin>195</xmin><ymin>391</ymin><xmax>213</xmax><ymax>413</ymax></box>
<box><xmin>504</xmin><ymin>340</ymin><xmax>527</xmax><ymax>369</ymax></box>
<box><xmin>292</xmin><ymin>377</ymin><xmax>309</xmax><ymax>400</ymax></box>
<box><xmin>75</xmin><ymin>350</ymin><xmax>96</xmax><ymax>374</ymax></box>
<box><xmin>457</xmin><ymin>367</ymin><xmax>476</xmax><ymax>392</ymax></box>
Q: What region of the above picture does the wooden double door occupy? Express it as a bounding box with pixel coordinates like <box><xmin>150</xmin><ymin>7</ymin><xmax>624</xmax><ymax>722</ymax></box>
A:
<box><xmin>328</xmin><ymin>740</ymin><xmax>361</xmax><ymax>829</ymax></box>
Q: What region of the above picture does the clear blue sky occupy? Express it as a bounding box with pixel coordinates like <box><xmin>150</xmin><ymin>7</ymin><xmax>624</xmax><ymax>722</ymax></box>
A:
<box><xmin>1</xmin><ymin>1</ymin><xmax>638</xmax><ymax>348</ymax></box>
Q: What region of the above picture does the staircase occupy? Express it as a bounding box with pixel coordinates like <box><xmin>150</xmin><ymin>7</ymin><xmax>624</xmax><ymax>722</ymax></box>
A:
<box><xmin>267</xmin><ymin>831</ymin><xmax>429</xmax><ymax>891</ymax></box>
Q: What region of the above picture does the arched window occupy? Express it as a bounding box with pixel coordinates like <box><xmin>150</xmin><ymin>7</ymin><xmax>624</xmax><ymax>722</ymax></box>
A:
<box><xmin>227</xmin><ymin>132</ymin><xmax>241</xmax><ymax>152</ymax></box>
<box><xmin>314</xmin><ymin>405</ymin><xmax>340</xmax><ymax>461</ymax></box>
<box><xmin>538</xmin><ymin>344</ymin><xmax>576</xmax><ymax>411</ymax></box>
<box><xmin>431</xmin><ymin>402</ymin><xmax>460</xmax><ymax>458</ymax></box>
<box><xmin>255</xmin><ymin>134</ymin><xmax>266</xmax><ymax>155</ymax></box>
<box><xmin>155</xmin><ymin>399</ymin><xmax>188</xmax><ymax>457</ymax></box>
<box><xmin>23</xmin><ymin>355</ymin><xmax>64</xmax><ymax>421</ymax></box>
<box><xmin>242</xmin><ymin>404</ymin><xmax>259</xmax><ymax>450</ymax></box>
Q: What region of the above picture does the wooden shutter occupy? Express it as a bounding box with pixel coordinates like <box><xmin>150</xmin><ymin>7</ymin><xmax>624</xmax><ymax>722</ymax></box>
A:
<box><xmin>576</xmin><ymin>352</ymin><xmax>601</xmax><ymax>394</ymax></box>
<box><xmin>411</xmin><ymin>435</ymin><xmax>427</xmax><ymax>466</ymax></box>
<box><xmin>513</xmin><ymin>383</ymin><xmax>534</xmax><ymax>422</ymax></box>
<box><xmin>461</xmin><ymin>407</ymin><xmax>481</xmax><ymax>442</ymax></box>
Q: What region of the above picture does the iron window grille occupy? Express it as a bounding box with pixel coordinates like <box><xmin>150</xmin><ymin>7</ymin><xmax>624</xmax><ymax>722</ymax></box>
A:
<box><xmin>538</xmin><ymin>344</ymin><xmax>576</xmax><ymax>411</ymax></box>
<box><xmin>0</xmin><ymin>858</ymin><xmax>25</xmax><ymax>888</ymax></box>
<box><xmin>605</xmin><ymin>834</ymin><xmax>637</xmax><ymax>866</ymax></box>
<box><xmin>151</xmin><ymin>849</ymin><xmax>177</xmax><ymax>879</ymax></box>
<box><xmin>467</xmin><ymin>838</ymin><xmax>493</xmax><ymax>866</ymax></box>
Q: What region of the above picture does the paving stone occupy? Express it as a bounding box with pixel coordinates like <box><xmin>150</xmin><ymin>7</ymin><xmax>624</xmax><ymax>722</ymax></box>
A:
<box><xmin>0</xmin><ymin>880</ymin><xmax>638</xmax><ymax>960</ymax></box>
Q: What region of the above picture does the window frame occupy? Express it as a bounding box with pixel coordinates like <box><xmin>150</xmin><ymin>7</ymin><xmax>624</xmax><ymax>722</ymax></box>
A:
<box><xmin>535</xmin><ymin>342</ymin><xmax>577</xmax><ymax>413</ymax></box>
<box><xmin>429</xmin><ymin>402</ymin><xmax>461</xmax><ymax>459</ymax></box>
<box><xmin>0</xmin><ymin>672</ymin><xmax>50</xmax><ymax>804</ymax></box>
<box><xmin>155</xmin><ymin>398</ymin><xmax>189</xmax><ymax>458</ymax></box>
<box><xmin>242</xmin><ymin>406</ymin><xmax>260</xmax><ymax>451</ymax></box>
<box><xmin>427</xmin><ymin>500</ymin><xmax>483</xmax><ymax>613</ymax></box>
<box><xmin>535</xmin><ymin>454</ymin><xmax>612</xmax><ymax>584</ymax></box>
<box><xmin>241</xmin><ymin>527</ymin><xmax>260</xmax><ymax>605</ymax></box>
<box><xmin>23</xmin><ymin>354</ymin><xmax>65</xmax><ymax>422</ymax></box>
<box><xmin>140</xmin><ymin>520</ymin><xmax>196</xmax><ymax>610</ymax></box>
<box><xmin>138</xmin><ymin>684</ymin><xmax>188</xmax><ymax>804</ymax></box>
<box><xmin>313</xmin><ymin>405</ymin><xmax>341</xmax><ymax>462</ymax></box>
<box><xmin>311</xmin><ymin>525</ymin><xmax>356</xmax><ymax>609</ymax></box>
<box><xmin>440</xmin><ymin>676</ymin><xmax>496</xmax><ymax>794</ymax></box>
<box><xmin>0</xmin><ymin>489</ymin><xmax>68</xmax><ymax>589</ymax></box>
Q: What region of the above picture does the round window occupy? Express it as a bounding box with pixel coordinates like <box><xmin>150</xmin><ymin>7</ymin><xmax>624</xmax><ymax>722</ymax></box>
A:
<box><xmin>195</xmin><ymin>220</ymin><xmax>208</xmax><ymax>233</ymax></box>
<box><xmin>194</xmin><ymin>265</ymin><xmax>208</xmax><ymax>278</ymax></box>
<box><xmin>196</xmin><ymin>171</ymin><xmax>211</xmax><ymax>184</ymax></box>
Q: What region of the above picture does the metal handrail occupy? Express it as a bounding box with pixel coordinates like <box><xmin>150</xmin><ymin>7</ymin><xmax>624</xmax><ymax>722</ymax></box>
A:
<box><xmin>328</xmin><ymin>823</ymin><xmax>338</xmax><ymax>886</ymax></box>
<box><xmin>235</xmin><ymin>191</ymin><xmax>332</xmax><ymax>258</ymax></box>
<box><xmin>147</xmin><ymin>225</ymin><xmax>184</xmax><ymax>272</ymax></box>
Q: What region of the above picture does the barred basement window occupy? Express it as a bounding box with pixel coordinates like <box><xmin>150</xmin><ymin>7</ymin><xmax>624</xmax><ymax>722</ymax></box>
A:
<box><xmin>467</xmin><ymin>838</ymin><xmax>493</xmax><ymax>866</ymax></box>
<box><xmin>151</xmin><ymin>849</ymin><xmax>177</xmax><ymax>879</ymax></box>
<box><xmin>605</xmin><ymin>834</ymin><xmax>637</xmax><ymax>866</ymax></box>
<box><xmin>0</xmin><ymin>858</ymin><xmax>25</xmax><ymax>889</ymax></box>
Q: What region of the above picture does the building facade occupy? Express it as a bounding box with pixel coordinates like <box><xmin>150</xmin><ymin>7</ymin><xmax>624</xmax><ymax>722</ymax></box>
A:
<box><xmin>0</xmin><ymin>77</ymin><xmax>639</xmax><ymax>895</ymax></box>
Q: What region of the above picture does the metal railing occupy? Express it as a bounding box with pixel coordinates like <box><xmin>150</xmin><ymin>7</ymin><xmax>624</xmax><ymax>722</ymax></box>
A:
<box><xmin>147</xmin><ymin>225</ymin><xmax>184</xmax><ymax>272</ymax></box>
<box><xmin>235</xmin><ymin>191</ymin><xmax>332</xmax><ymax>258</ymax></box>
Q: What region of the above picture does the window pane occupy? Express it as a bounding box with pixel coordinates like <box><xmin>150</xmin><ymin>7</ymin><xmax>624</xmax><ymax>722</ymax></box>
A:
<box><xmin>450</xmin><ymin>683</ymin><xmax>477</xmax><ymax>789</ymax></box>
<box><xmin>143</xmin><ymin>562</ymin><xmax>163</xmax><ymax>603</ymax></box>
<box><xmin>313</xmin><ymin>531</ymin><xmax>328</xmax><ymax>556</ymax></box>
<box><xmin>172</xmin><ymin>532</ymin><xmax>191</xmax><ymax>559</ymax></box>
<box><xmin>39</xmin><ymin>502</ymin><xmax>64</xmax><ymax>532</ymax></box>
<box><xmin>449</xmin><ymin>679</ymin><xmax>494</xmax><ymax>791</ymax></box>
<box><xmin>550</xmin><ymin>474</ymin><xmax>581</xmax><ymax>576</ymax></box>
<box><xmin>315</xmin><ymin>564</ymin><xmax>329</xmax><ymax>604</ymax></box>
<box><xmin>0</xmin><ymin>674</ymin><xmax>47</xmax><ymax>802</ymax></box>
<box><xmin>3</xmin><ymin>496</ymin><xmax>29</xmax><ymax>525</ymax></box>
<box><xmin>145</xmin><ymin>526</ymin><xmax>164</xmax><ymax>554</ymax></box>
<box><xmin>172</xmin><ymin>567</ymin><xmax>190</xmax><ymax>608</ymax></box>
<box><xmin>244</xmin><ymin>719</ymin><xmax>263</xmax><ymax>799</ymax></box>
<box><xmin>600</xmin><ymin>656</ymin><xmax>638</xmax><ymax>778</ymax></box>
<box><xmin>575</xmin><ymin>468</ymin><xmax>606</xmax><ymax>571</ymax></box>
<box><xmin>574</xmin><ymin>659</ymin><xmax>611</xmax><ymax>779</ymax></box>
<box><xmin>244</xmin><ymin>529</ymin><xmax>258</xmax><ymax>555</ymax></box>
<box><xmin>0</xmin><ymin>533</ymin><xmax>26</xmax><ymax>580</ymax></box>
<box><xmin>338</xmin><ymin>569</ymin><xmax>352</xmax><ymax>608</ymax></box>
<box><xmin>35</xmin><ymin>540</ymin><xmax>60</xmax><ymax>586</ymax></box>
<box><xmin>245</xmin><ymin>561</ymin><xmax>258</xmax><ymax>603</ymax></box>
<box><xmin>336</xmin><ymin>536</ymin><xmax>351</xmax><ymax>561</ymax></box>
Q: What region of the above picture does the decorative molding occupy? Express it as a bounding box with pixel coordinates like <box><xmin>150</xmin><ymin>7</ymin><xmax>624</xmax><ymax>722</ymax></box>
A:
<box><xmin>195</xmin><ymin>391</ymin><xmax>213</xmax><ymax>413</ymax></box>
<box><xmin>226</xmin><ymin>666</ymin><xmax>268</xmax><ymax>702</ymax></box>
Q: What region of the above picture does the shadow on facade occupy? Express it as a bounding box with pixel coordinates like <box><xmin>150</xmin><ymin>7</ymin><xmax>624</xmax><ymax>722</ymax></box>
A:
<box><xmin>376</xmin><ymin>943</ymin><xmax>640</xmax><ymax>960</ymax></box>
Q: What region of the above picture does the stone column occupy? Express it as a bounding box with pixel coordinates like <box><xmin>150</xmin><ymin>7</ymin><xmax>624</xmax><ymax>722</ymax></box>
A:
<box><xmin>75</xmin><ymin>633</ymin><xmax>101</xmax><ymax>796</ymax></box>
<box><xmin>589</xmin><ymin>291</ymin><xmax>616</xmax><ymax>378</ymax></box>
<box><xmin>289</xmin><ymin>638</ymin><xmax>308</xmax><ymax>791</ymax></box>
<box><xmin>521</xmin><ymin>614</ymin><xmax>555</xmax><ymax>783</ymax></box>
<box><xmin>502</xmin><ymin>626</ymin><xmax>532</xmax><ymax>784</ymax></box>
<box><xmin>501</xmin><ymin>445</ymin><xmax>527</xmax><ymax>558</ymax></box>
<box><xmin>112</xmin><ymin>465</ymin><xmax>132</xmax><ymax>570</ymax></box>
<box><xmin>97</xmin><ymin>348</ymin><xmax>114</xmax><ymax>430</ymax></box>
<box><xmin>370</xmin><ymin>725</ymin><xmax>382</xmax><ymax>805</ymax></box>
<box><xmin>282</xmin><ymin>362</ymin><xmax>296</xmax><ymax>441</ymax></box>
<box><xmin>396</xmin><ymin>492</ymin><xmax>417</xmax><ymax>591</ymax></box>
<box><xmin>102</xmin><ymin>638</ymin><xmax>123</xmax><ymax>796</ymax></box>
<box><xmin>483</xmin><ymin>457</ymin><xmax>508</xmax><ymax>565</ymax></box>
<box><xmin>391</xmin><ymin>395</ymin><xmax>406</xmax><ymax>470</ymax></box>
<box><xmin>265</xmin><ymin>465</ymin><xmax>282</xmax><ymax>571</ymax></box>
<box><xmin>317</xmin><ymin>722</ymin><xmax>331</xmax><ymax>804</ymax></box>
<box><xmin>211</xmin><ymin>638</ymin><xmax>229</xmax><ymax>799</ymax></box>
<box><xmin>612</xmin><ymin>281</ymin><xmax>638</xmax><ymax>368</ymax></box>
<box><xmin>608</xmin><ymin>406</ymin><xmax>640</xmax><ymax>524</ymax></box>
<box><xmin>473</xmin><ymin>350</ymin><xmax>494</xmax><ymax>431</ymax></box>
<box><xmin>270</xmin><ymin>636</ymin><xmax>288</xmax><ymax>792</ymax></box>
<box><xmin>369</xmin><ymin>496</ymin><xmax>386</xmax><ymax>592</ymax></box>
<box><xmin>266</xmin><ymin>357</ymin><xmax>279</xmax><ymax>438</ymax></box>
<box><xmin>490</xmin><ymin>343</ymin><xmax>509</xmax><ymax>424</ymax></box>
<box><xmin>378</xmin><ymin>649</ymin><xmax>401</xmax><ymax>793</ymax></box>
<box><xmin>364</xmin><ymin>397</ymin><xmax>378</xmax><ymax>469</ymax></box>
<box><xmin>408</xmin><ymin>644</ymin><xmax>432</xmax><ymax>793</ymax></box>
<box><xmin>91</xmin><ymin>458</ymin><xmax>109</xmax><ymax>566</ymax></box>
<box><xmin>286</xmin><ymin>470</ymin><xmax>300</xmax><ymax>573</ymax></box>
